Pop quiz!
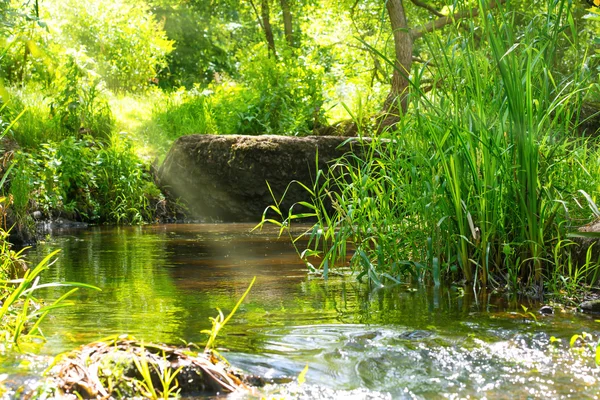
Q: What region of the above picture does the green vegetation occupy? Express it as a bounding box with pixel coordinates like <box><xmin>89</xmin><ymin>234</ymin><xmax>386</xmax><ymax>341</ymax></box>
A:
<box><xmin>40</xmin><ymin>277</ymin><xmax>257</xmax><ymax>399</ymax></box>
<box><xmin>203</xmin><ymin>276</ymin><xmax>256</xmax><ymax>352</ymax></box>
<box><xmin>1</xmin><ymin>0</ymin><xmax>600</xmax><ymax>293</ymax></box>
<box><xmin>0</xmin><ymin>232</ymin><xmax>100</xmax><ymax>352</ymax></box>
<box><xmin>45</xmin><ymin>335</ymin><xmax>247</xmax><ymax>399</ymax></box>
<box><xmin>3</xmin><ymin>0</ymin><xmax>600</xmax><ymax>395</ymax></box>
<box><xmin>257</xmin><ymin>0</ymin><xmax>600</xmax><ymax>299</ymax></box>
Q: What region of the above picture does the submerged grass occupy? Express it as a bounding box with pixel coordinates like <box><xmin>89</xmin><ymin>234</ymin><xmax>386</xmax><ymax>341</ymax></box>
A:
<box><xmin>258</xmin><ymin>0</ymin><xmax>600</xmax><ymax>296</ymax></box>
<box><xmin>202</xmin><ymin>276</ymin><xmax>256</xmax><ymax>353</ymax></box>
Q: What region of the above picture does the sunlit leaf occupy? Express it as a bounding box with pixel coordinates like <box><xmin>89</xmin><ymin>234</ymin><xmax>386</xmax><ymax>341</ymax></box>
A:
<box><xmin>297</xmin><ymin>365</ymin><xmax>309</xmax><ymax>385</ymax></box>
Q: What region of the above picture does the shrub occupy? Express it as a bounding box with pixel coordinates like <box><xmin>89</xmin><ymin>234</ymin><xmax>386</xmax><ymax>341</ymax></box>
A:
<box><xmin>3</xmin><ymin>61</ymin><xmax>114</xmax><ymax>149</ymax></box>
<box><xmin>150</xmin><ymin>49</ymin><xmax>328</xmax><ymax>139</ymax></box>
<box><xmin>9</xmin><ymin>134</ymin><xmax>157</xmax><ymax>224</ymax></box>
<box><xmin>152</xmin><ymin>3</ymin><xmax>240</xmax><ymax>88</ymax></box>
<box><xmin>49</xmin><ymin>57</ymin><xmax>114</xmax><ymax>140</ymax></box>
<box><xmin>226</xmin><ymin>49</ymin><xmax>327</xmax><ymax>135</ymax></box>
<box><xmin>95</xmin><ymin>133</ymin><xmax>158</xmax><ymax>224</ymax></box>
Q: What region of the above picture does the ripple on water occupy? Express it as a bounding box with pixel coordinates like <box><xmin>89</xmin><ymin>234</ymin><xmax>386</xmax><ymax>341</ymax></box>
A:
<box><xmin>227</xmin><ymin>323</ymin><xmax>600</xmax><ymax>399</ymax></box>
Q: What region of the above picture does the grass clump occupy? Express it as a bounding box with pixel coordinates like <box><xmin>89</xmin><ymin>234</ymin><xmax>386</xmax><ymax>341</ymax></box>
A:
<box><xmin>0</xmin><ymin>232</ymin><xmax>100</xmax><ymax>351</ymax></box>
<box><xmin>258</xmin><ymin>0</ymin><xmax>600</xmax><ymax>297</ymax></box>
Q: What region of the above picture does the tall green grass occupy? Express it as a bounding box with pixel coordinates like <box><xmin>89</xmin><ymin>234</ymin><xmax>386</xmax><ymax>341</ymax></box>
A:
<box><xmin>259</xmin><ymin>0</ymin><xmax>600</xmax><ymax>294</ymax></box>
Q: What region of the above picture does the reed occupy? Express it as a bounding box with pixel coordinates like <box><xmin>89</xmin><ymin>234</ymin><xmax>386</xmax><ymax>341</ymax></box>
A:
<box><xmin>258</xmin><ymin>0</ymin><xmax>600</xmax><ymax>294</ymax></box>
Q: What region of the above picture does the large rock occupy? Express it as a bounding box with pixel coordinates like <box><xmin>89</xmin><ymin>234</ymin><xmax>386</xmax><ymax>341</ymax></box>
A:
<box><xmin>157</xmin><ymin>134</ymin><xmax>371</xmax><ymax>222</ymax></box>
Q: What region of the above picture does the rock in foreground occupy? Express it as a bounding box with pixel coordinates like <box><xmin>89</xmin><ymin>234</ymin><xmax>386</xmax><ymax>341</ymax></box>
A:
<box><xmin>157</xmin><ymin>134</ymin><xmax>370</xmax><ymax>221</ymax></box>
<box><xmin>46</xmin><ymin>336</ymin><xmax>262</xmax><ymax>399</ymax></box>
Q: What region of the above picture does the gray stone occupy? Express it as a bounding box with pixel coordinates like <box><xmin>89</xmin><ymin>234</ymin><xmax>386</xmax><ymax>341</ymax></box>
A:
<box><xmin>571</xmin><ymin>220</ymin><xmax>600</xmax><ymax>266</ymax></box>
<box><xmin>580</xmin><ymin>299</ymin><xmax>600</xmax><ymax>313</ymax></box>
<box><xmin>538</xmin><ymin>305</ymin><xmax>553</xmax><ymax>315</ymax></box>
<box><xmin>157</xmin><ymin>134</ymin><xmax>373</xmax><ymax>222</ymax></box>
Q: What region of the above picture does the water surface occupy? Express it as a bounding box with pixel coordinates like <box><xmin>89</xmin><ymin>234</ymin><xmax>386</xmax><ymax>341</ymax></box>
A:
<box><xmin>23</xmin><ymin>224</ymin><xmax>600</xmax><ymax>398</ymax></box>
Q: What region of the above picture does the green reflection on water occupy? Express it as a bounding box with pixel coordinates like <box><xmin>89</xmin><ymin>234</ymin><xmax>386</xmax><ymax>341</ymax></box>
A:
<box><xmin>31</xmin><ymin>224</ymin><xmax>354</xmax><ymax>352</ymax></box>
<box><xmin>21</xmin><ymin>224</ymin><xmax>600</xmax><ymax>398</ymax></box>
<box><xmin>30</xmin><ymin>224</ymin><xmax>503</xmax><ymax>352</ymax></box>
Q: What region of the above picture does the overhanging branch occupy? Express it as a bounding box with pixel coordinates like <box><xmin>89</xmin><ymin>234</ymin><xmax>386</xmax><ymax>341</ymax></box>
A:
<box><xmin>410</xmin><ymin>0</ymin><xmax>445</xmax><ymax>17</ymax></box>
<box><xmin>248</xmin><ymin>0</ymin><xmax>265</xmax><ymax>32</ymax></box>
<box><xmin>410</xmin><ymin>0</ymin><xmax>505</xmax><ymax>39</ymax></box>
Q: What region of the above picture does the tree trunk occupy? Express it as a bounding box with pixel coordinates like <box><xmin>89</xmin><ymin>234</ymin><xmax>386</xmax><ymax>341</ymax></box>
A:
<box><xmin>261</xmin><ymin>0</ymin><xmax>277</xmax><ymax>58</ymax></box>
<box><xmin>382</xmin><ymin>0</ymin><xmax>413</xmax><ymax>126</ymax></box>
<box><xmin>280</xmin><ymin>0</ymin><xmax>294</xmax><ymax>47</ymax></box>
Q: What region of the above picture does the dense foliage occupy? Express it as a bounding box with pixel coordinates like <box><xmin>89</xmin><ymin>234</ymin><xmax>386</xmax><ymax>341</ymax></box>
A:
<box><xmin>0</xmin><ymin>0</ymin><xmax>599</xmax><ymax>297</ymax></box>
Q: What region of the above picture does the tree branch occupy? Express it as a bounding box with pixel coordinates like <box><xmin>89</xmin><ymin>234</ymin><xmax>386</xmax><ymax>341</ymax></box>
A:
<box><xmin>248</xmin><ymin>0</ymin><xmax>265</xmax><ymax>32</ymax></box>
<box><xmin>409</xmin><ymin>0</ymin><xmax>445</xmax><ymax>17</ymax></box>
<box><xmin>410</xmin><ymin>0</ymin><xmax>505</xmax><ymax>40</ymax></box>
<box><xmin>412</xmin><ymin>56</ymin><xmax>435</xmax><ymax>66</ymax></box>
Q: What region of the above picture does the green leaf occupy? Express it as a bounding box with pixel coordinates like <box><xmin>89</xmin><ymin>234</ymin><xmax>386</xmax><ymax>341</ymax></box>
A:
<box><xmin>297</xmin><ymin>364</ymin><xmax>309</xmax><ymax>385</ymax></box>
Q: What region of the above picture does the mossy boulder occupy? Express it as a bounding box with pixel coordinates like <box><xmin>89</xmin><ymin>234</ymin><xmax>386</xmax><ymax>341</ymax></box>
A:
<box><xmin>157</xmin><ymin>134</ymin><xmax>372</xmax><ymax>221</ymax></box>
<box><xmin>580</xmin><ymin>299</ymin><xmax>600</xmax><ymax>313</ymax></box>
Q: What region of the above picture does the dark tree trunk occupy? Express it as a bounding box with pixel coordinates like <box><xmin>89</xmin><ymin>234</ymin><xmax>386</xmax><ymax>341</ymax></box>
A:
<box><xmin>261</xmin><ymin>0</ymin><xmax>277</xmax><ymax>57</ymax></box>
<box><xmin>280</xmin><ymin>0</ymin><xmax>294</xmax><ymax>47</ymax></box>
<box><xmin>382</xmin><ymin>0</ymin><xmax>413</xmax><ymax>126</ymax></box>
<box><xmin>17</xmin><ymin>45</ymin><xmax>30</xmax><ymax>82</ymax></box>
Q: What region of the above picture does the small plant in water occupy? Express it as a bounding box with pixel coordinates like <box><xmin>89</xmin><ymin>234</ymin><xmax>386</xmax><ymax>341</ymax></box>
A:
<box><xmin>519</xmin><ymin>305</ymin><xmax>538</xmax><ymax>323</ymax></box>
<box><xmin>203</xmin><ymin>276</ymin><xmax>256</xmax><ymax>354</ymax></box>
<box><xmin>570</xmin><ymin>332</ymin><xmax>593</xmax><ymax>349</ymax></box>
<box><xmin>0</xmin><ymin>248</ymin><xmax>100</xmax><ymax>350</ymax></box>
<box><xmin>132</xmin><ymin>342</ymin><xmax>183</xmax><ymax>399</ymax></box>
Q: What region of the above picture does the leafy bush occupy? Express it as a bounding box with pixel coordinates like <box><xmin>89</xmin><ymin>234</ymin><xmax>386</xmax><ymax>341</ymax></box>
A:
<box><xmin>49</xmin><ymin>57</ymin><xmax>114</xmax><ymax>139</ymax></box>
<box><xmin>3</xmin><ymin>62</ymin><xmax>114</xmax><ymax>149</ymax></box>
<box><xmin>10</xmin><ymin>135</ymin><xmax>157</xmax><ymax>224</ymax></box>
<box><xmin>0</xmin><ymin>0</ymin><xmax>51</xmax><ymax>84</ymax></box>
<box><xmin>95</xmin><ymin>134</ymin><xmax>158</xmax><ymax>224</ymax></box>
<box><xmin>218</xmin><ymin>50</ymin><xmax>326</xmax><ymax>135</ymax></box>
<box><xmin>152</xmin><ymin>3</ymin><xmax>240</xmax><ymax>88</ymax></box>
<box><xmin>146</xmin><ymin>49</ymin><xmax>327</xmax><ymax>141</ymax></box>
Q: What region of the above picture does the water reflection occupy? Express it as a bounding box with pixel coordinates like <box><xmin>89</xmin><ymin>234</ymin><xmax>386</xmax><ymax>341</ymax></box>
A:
<box><xmin>26</xmin><ymin>224</ymin><xmax>600</xmax><ymax>398</ymax></box>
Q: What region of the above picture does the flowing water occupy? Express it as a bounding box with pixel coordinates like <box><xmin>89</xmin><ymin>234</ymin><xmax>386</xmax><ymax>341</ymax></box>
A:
<box><xmin>11</xmin><ymin>224</ymin><xmax>600</xmax><ymax>398</ymax></box>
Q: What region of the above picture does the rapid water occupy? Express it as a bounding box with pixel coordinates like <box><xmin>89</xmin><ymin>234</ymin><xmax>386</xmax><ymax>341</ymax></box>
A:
<box><xmin>19</xmin><ymin>224</ymin><xmax>600</xmax><ymax>398</ymax></box>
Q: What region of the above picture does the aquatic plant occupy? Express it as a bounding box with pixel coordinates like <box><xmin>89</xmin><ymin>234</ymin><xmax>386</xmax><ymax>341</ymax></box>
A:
<box><xmin>132</xmin><ymin>342</ymin><xmax>183</xmax><ymax>399</ymax></box>
<box><xmin>203</xmin><ymin>276</ymin><xmax>256</xmax><ymax>352</ymax></box>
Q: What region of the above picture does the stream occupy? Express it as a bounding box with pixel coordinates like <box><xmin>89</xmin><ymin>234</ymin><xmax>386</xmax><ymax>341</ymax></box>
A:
<box><xmin>10</xmin><ymin>224</ymin><xmax>600</xmax><ymax>398</ymax></box>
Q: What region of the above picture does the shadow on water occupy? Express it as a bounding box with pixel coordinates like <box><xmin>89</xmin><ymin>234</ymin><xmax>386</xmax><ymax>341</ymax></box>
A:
<box><xmin>23</xmin><ymin>224</ymin><xmax>600</xmax><ymax>398</ymax></box>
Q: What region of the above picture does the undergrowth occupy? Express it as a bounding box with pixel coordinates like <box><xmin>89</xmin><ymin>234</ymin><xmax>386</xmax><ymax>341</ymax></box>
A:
<box><xmin>8</xmin><ymin>133</ymin><xmax>160</xmax><ymax>224</ymax></box>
